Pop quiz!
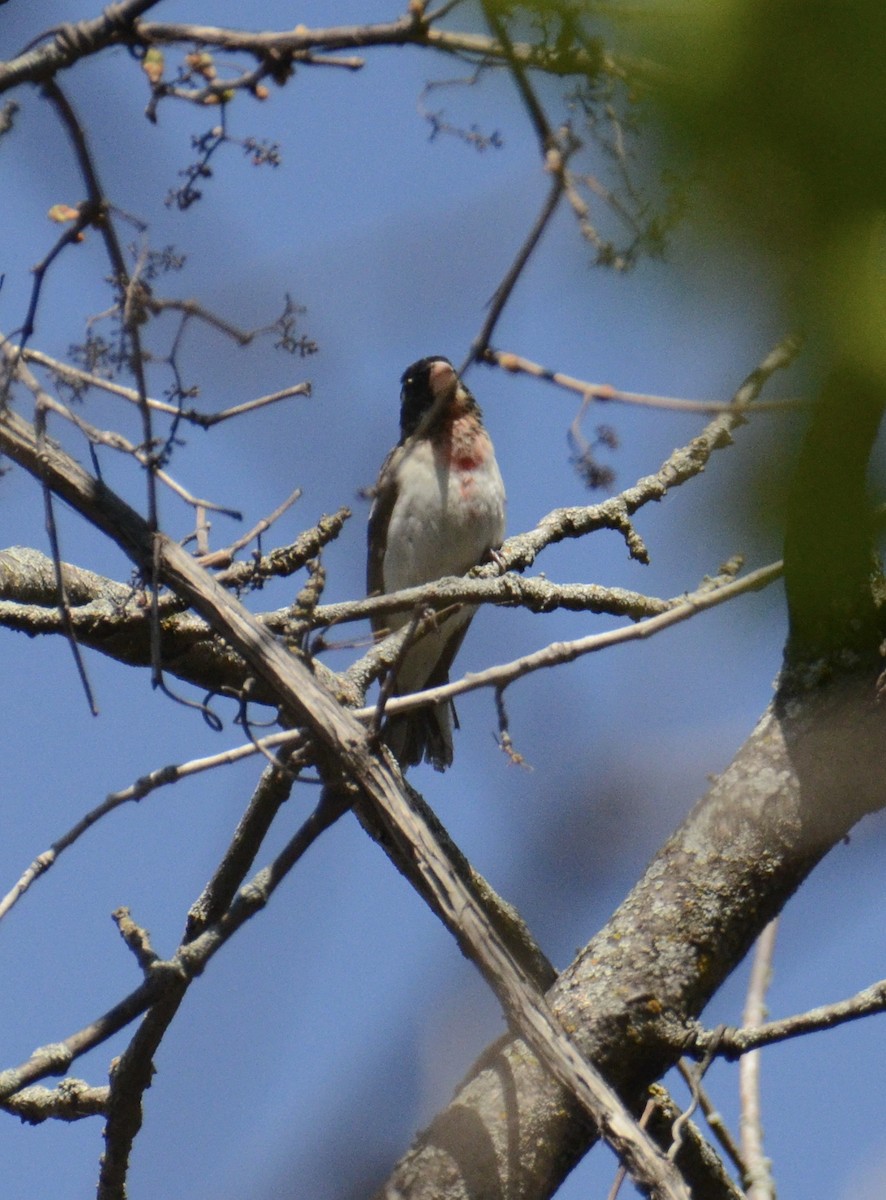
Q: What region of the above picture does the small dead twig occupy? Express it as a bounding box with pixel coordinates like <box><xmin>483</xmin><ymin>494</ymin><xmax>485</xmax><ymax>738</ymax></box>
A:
<box><xmin>197</xmin><ymin>486</ymin><xmax>302</xmax><ymax>568</ymax></box>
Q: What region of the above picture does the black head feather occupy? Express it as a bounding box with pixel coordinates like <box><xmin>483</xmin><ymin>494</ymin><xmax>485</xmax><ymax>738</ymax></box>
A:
<box><xmin>398</xmin><ymin>355</ymin><xmax>456</xmax><ymax>441</ymax></box>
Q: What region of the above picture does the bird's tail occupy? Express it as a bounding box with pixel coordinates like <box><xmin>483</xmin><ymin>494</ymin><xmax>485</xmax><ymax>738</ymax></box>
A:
<box><xmin>384</xmin><ymin>700</ymin><xmax>456</xmax><ymax>773</ymax></box>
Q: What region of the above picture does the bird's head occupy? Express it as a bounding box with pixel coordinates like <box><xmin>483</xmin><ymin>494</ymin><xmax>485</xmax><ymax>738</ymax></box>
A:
<box><xmin>398</xmin><ymin>356</ymin><xmax>466</xmax><ymax>441</ymax></box>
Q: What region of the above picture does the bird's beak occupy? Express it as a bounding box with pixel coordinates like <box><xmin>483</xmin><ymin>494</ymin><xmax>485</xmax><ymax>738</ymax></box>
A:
<box><xmin>410</xmin><ymin>360</ymin><xmax>459</xmax><ymax>440</ymax></box>
<box><xmin>427</xmin><ymin>359</ymin><xmax>459</xmax><ymax>404</ymax></box>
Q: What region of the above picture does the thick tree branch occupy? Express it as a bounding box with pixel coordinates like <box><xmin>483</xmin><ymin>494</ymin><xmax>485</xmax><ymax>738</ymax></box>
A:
<box><xmin>372</xmin><ymin>352</ymin><xmax>886</xmax><ymax>1200</ymax></box>
<box><xmin>375</xmin><ymin>681</ymin><xmax>886</xmax><ymax>1200</ymax></box>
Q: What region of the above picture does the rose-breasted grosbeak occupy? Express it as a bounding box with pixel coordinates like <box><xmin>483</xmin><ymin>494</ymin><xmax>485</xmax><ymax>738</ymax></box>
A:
<box><xmin>368</xmin><ymin>356</ymin><xmax>506</xmax><ymax>771</ymax></box>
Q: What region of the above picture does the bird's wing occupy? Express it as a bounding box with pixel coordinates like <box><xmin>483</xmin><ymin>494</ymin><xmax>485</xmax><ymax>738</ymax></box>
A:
<box><xmin>422</xmin><ymin>611</ymin><xmax>472</xmax><ymax>691</ymax></box>
<box><xmin>366</xmin><ymin>444</ymin><xmax>401</xmax><ymax>634</ymax></box>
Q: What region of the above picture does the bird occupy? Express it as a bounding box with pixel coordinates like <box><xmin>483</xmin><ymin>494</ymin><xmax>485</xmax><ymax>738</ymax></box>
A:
<box><xmin>367</xmin><ymin>356</ymin><xmax>506</xmax><ymax>771</ymax></box>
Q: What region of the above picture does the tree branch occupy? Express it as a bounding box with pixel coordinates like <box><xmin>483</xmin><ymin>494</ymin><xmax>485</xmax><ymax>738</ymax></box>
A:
<box><xmin>0</xmin><ymin>370</ymin><xmax>691</xmax><ymax>1200</ymax></box>
<box><xmin>374</xmin><ymin>679</ymin><xmax>886</xmax><ymax>1199</ymax></box>
<box><xmin>0</xmin><ymin>10</ymin><xmax>624</xmax><ymax>97</ymax></box>
<box><xmin>486</xmin><ymin>347</ymin><xmax>803</xmax><ymax>413</ymax></box>
<box><xmin>2</xmin><ymin>1078</ymin><xmax>109</xmax><ymax>1125</ymax></box>
<box><xmin>739</xmin><ymin>920</ymin><xmax>779</xmax><ymax>1200</ymax></box>
<box><xmin>692</xmin><ymin>977</ymin><xmax>886</xmax><ymax>1058</ymax></box>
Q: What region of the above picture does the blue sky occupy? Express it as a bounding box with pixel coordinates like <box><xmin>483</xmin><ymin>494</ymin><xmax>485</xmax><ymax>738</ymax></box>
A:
<box><xmin>1</xmin><ymin>4</ymin><xmax>884</xmax><ymax>1198</ymax></box>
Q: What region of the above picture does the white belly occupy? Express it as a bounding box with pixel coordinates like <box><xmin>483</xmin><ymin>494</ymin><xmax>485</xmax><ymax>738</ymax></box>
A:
<box><xmin>382</xmin><ymin>438</ymin><xmax>505</xmax><ymax>692</ymax></box>
<box><xmin>383</xmin><ymin>438</ymin><xmax>505</xmax><ymax>596</ymax></box>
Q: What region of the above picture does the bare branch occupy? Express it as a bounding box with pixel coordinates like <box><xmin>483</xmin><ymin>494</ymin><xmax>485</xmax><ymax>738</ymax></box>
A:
<box><xmin>740</xmin><ymin>919</ymin><xmax>779</xmax><ymax>1200</ymax></box>
<box><xmin>497</xmin><ymin>335</ymin><xmax>801</xmax><ymax>572</ymax></box>
<box><xmin>33</xmin><ymin>403</ymin><xmax>99</xmax><ymax>714</ymax></box>
<box><xmin>350</xmin><ymin>560</ymin><xmax>783</xmax><ymax>714</ymax></box>
<box><xmin>0</xmin><ymin>373</ymin><xmax>689</xmax><ymax>1200</ymax></box>
<box><xmin>2</xmin><ymin>1078</ymin><xmax>109</xmax><ymax>1125</ymax></box>
<box><xmin>322</xmin><ymin>571</ymin><xmax>671</xmax><ymax>634</ymax></box>
<box><xmin>1</xmin><ymin>2</ymin><xmax>163</xmax><ymax>92</ymax></box>
<box><xmin>675</xmin><ymin>1061</ymin><xmax>749</xmax><ymax>1182</ymax></box>
<box><xmin>464</xmin><ymin>172</ymin><xmax>565</xmax><ymax>368</ymax></box>
<box><xmin>693</xmin><ymin>980</ymin><xmax>886</xmax><ymax>1060</ymax></box>
<box><xmin>112</xmin><ymin>907</ymin><xmax>159</xmax><ymax>975</ymax></box>
<box><xmin>214</xmin><ymin>507</ymin><xmax>351</xmax><ymax>589</ymax></box>
<box><xmin>196</xmin><ymin>486</ymin><xmax>302</xmax><ymax>568</ymax></box>
<box><xmin>191</xmin><ymin>383</ymin><xmax>312</xmax><ymax>428</ymax></box>
<box><xmin>0</xmin><ymin>737</ymin><xmax>285</xmax><ymax>923</ymax></box>
<box><xmin>132</xmin><ymin>19</ymin><xmax>622</xmax><ymax>78</ymax></box>
<box><xmin>481</xmin><ymin>2</ymin><xmax>556</xmax><ymax>150</ymax></box>
<box><xmin>98</xmin><ymin>764</ymin><xmax>296</xmax><ymax>1200</ymax></box>
<box><xmin>22</xmin><ymin>342</ymin><xmax>312</xmax><ymax>428</ymax></box>
<box><xmin>5</xmin><ymin>344</ymin><xmax>241</xmax><ymax>518</ymax></box>
<box><xmin>486</xmin><ymin>347</ymin><xmax>804</xmax><ymax>413</ymax></box>
<box><xmin>0</xmin><ymin>7</ymin><xmax>628</xmax><ymax>97</ymax></box>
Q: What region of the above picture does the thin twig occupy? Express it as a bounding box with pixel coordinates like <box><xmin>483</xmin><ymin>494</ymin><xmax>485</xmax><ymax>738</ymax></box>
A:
<box><xmin>145</xmin><ymin>294</ymin><xmax>267</xmax><ymax>344</ymax></box>
<box><xmin>98</xmin><ymin>765</ymin><xmax>298</xmax><ymax>1198</ymax></box>
<box><xmin>192</xmin><ymin>383</ymin><xmax>311</xmax><ymax>427</ymax></box>
<box><xmin>214</xmin><ymin>506</ymin><xmax>350</xmax><ymax>589</ymax></box>
<box><xmin>497</xmin><ymin>335</ymin><xmax>802</xmax><ymax>574</ymax></box>
<box><xmin>644</xmin><ymin>1082</ymin><xmax>747</xmax><ymax>1200</ymax></box>
<box><xmin>348</xmin><ymin>561</ymin><xmax>783</xmax><ymax>718</ymax></box>
<box><xmin>675</xmin><ymin>1060</ymin><xmax>749</xmax><ymax>1179</ymax></box>
<box><xmin>464</xmin><ymin>173</ymin><xmax>564</xmax><ymax>369</ymax></box>
<box><xmin>486</xmin><ymin>347</ymin><xmax>804</xmax><ymax>413</ymax></box>
<box><xmin>0</xmin><ymin>779</ymin><xmax>349</xmax><ymax>1115</ymax></box>
<box><xmin>197</xmin><ymin>487</ymin><xmax>302</xmax><ymax>568</ymax></box>
<box><xmin>33</xmin><ymin>403</ymin><xmax>98</xmax><ymax>714</ymax></box>
<box><xmin>694</xmin><ymin>977</ymin><xmax>886</xmax><ymax>1058</ymax></box>
<box><xmin>370</xmin><ymin>605</ymin><xmax>429</xmax><ymax>740</ymax></box>
<box><xmin>739</xmin><ymin>918</ymin><xmax>779</xmax><ymax>1200</ymax></box>
<box><xmin>42</xmin><ymin>81</ymin><xmax>165</xmax><ymax>696</ymax></box>
<box><xmin>481</xmin><ymin>1</ymin><xmax>554</xmax><ymax>148</ymax></box>
<box><xmin>668</xmin><ymin>1028</ymin><xmax>723</xmax><ymax>1163</ymax></box>
<box><xmin>461</xmin><ymin>5</ymin><xmax>567</xmax><ymax>366</ymax></box>
<box><xmin>4</xmin><ymin>346</ymin><xmax>241</xmax><ymax>518</ymax></box>
<box><xmin>21</xmin><ymin>346</ymin><xmax>312</xmax><ymax>427</ymax></box>
<box><xmin>0</xmin><ymin>730</ymin><xmax>304</xmax><ymax>923</ymax></box>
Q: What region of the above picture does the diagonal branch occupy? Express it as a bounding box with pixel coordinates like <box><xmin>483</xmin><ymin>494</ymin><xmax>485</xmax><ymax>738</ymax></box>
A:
<box><xmin>350</xmin><ymin>560</ymin><xmax>782</xmax><ymax>713</ymax></box>
<box><xmin>97</xmin><ymin>764</ymin><xmax>295</xmax><ymax>1200</ymax></box>
<box><xmin>375</xmin><ymin>686</ymin><xmax>886</xmax><ymax>1200</ymax></box>
<box><xmin>0</xmin><ymin>375</ymin><xmax>690</xmax><ymax>1200</ymax></box>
